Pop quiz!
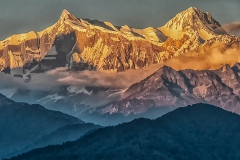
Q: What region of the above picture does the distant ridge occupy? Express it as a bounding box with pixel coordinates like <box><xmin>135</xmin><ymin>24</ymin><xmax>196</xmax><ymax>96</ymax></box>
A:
<box><xmin>105</xmin><ymin>63</ymin><xmax>240</xmax><ymax>116</ymax></box>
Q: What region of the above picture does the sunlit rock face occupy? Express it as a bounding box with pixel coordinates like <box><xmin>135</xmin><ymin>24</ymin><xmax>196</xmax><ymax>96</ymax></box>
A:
<box><xmin>0</xmin><ymin>7</ymin><xmax>239</xmax><ymax>73</ymax></box>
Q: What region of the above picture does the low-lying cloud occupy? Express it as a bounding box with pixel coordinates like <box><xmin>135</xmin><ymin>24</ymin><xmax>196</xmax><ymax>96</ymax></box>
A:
<box><xmin>223</xmin><ymin>22</ymin><xmax>240</xmax><ymax>36</ymax></box>
<box><xmin>165</xmin><ymin>42</ymin><xmax>240</xmax><ymax>70</ymax></box>
<box><xmin>0</xmin><ymin>63</ymin><xmax>162</xmax><ymax>94</ymax></box>
<box><xmin>48</xmin><ymin>64</ymin><xmax>162</xmax><ymax>89</ymax></box>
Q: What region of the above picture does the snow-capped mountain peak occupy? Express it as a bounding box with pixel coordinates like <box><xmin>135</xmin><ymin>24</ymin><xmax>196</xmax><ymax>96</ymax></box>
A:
<box><xmin>60</xmin><ymin>9</ymin><xmax>71</xmax><ymax>19</ymax></box>
<box><xmin>0</xmin><ymin>7</ymin><xmax>239</xmax><ymax>74</ymax></box>
<box><xmin>159</xmin><ymin>7</ymin><xmax>227</xmax><ymax>40</ymax></box>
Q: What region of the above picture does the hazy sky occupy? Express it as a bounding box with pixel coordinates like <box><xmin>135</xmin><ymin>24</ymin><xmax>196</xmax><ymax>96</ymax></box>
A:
<box><xmin>0</xmin><ymin>0</ymin><xmax>239</xmax><ymax>39</ymax></box>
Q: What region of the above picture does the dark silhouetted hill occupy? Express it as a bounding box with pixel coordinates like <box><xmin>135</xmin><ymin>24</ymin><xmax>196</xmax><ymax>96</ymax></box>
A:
<box><xmin>9</xmin><ymin>103</ymin><xmax>240</xmax><ymax>160</ymax></box>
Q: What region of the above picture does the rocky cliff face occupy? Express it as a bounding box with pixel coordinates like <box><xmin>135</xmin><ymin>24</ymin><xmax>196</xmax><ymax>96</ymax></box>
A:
<box><xmin>104</xmin><ymin>63</ymin><xmax>240</xmax><ymax>115</ymax></box>
<box><xmin>0</xmin><ymin>7</ymin><xmax>239</xmax><ymax>73</ymax></box>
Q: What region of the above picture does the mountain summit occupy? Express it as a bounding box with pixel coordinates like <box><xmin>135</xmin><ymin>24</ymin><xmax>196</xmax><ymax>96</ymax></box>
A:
<box><xmin>0</xmin><ymin>7</ymin><xmax>239</xmax><ymax>74</ymax></box>
<box><xmin>159</xmin><ymin>7</ymin><xmax>227</xmax><ymax>40</ymax></box>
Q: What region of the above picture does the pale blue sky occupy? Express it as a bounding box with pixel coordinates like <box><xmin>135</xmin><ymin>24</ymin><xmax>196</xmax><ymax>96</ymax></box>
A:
<box><xmin>0</xmin><ymin>0</ymin><xmax>239</xmax><ymax>39</ymax></box>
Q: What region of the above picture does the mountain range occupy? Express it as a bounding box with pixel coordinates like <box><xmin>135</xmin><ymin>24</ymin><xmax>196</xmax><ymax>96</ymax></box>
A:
<box><xmin>108</xmin><ymin>63</ymin><xmax>240</xmax><ymax>115</ymax></box>
<box><xmin>0</xmin><ymin>7</ymin><xmax>239</xmax><ymax>74</ymax></box>
<box><xmin>8</xmin><ymin>103</ymin><xmax>240</xmax><ymax>160</ymax></box>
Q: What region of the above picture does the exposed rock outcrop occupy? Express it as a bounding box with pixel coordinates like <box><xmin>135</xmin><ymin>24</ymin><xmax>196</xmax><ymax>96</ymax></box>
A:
<box><xmin>105</xmin><ymin>63</ymin><xmax>240</xmax><ymax>115</ymax></box>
